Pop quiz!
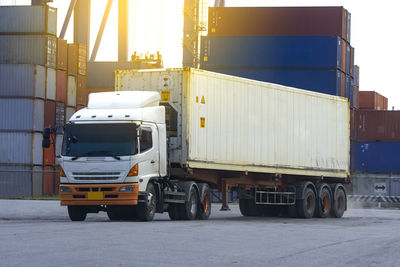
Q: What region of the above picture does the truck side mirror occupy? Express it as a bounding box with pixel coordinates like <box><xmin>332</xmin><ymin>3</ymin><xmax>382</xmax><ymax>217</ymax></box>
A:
<box><xmin>42</xmin><ymin>128</ymin><xmax>51</xmax><ymax>148</ymax></box>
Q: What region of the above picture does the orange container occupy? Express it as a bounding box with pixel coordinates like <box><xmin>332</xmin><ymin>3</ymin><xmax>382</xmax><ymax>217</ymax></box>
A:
<box><xmin>57</xmin><ymin>38</ymin><xmax>68</xmax><ymax>71</ymax></box>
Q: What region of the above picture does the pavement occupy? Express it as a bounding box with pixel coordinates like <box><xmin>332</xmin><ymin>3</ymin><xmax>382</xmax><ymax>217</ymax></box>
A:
<box><xmin>1</xmin><ymin>199</ymin><xmax>400</xmax><ymax>267</ymax></box>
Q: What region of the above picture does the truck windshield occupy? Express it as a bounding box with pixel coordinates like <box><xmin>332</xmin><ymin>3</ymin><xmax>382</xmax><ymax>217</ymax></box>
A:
<box><xmin>62</xmin><ymin>123</ymin><xmax>137</xmax><ymax>157</ymax></box>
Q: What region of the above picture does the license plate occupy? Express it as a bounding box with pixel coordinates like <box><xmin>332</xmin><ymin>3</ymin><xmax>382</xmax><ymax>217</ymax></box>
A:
<box><xmin>88</xmin><ymin>192</ymin><xmax>103</xmax><ymax>200</ymax></box>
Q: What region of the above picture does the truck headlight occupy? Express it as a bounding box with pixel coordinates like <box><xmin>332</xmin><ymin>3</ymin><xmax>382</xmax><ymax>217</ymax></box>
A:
<box><xmin>60</xmin><ymin>186</ymin><xmax>72</xmax><ymax>193</ymax></box>
<box><xmin>119</xmin><ymin>185</ymin><xmax>135</xmax><ymax>192</ymax></box>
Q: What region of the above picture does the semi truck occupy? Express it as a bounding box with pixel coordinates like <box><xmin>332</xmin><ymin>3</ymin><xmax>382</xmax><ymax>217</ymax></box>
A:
<box><xmin>43</xmin><ymin>68</ymin><xmax>350</xmax><ymax>221</ymax></box>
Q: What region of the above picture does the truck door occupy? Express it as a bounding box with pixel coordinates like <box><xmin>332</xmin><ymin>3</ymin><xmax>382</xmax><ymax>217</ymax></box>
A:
<box><xmin>138</xmin><ymin>126</ymin><xmax>159</xmax><ymax>178</ymax></box>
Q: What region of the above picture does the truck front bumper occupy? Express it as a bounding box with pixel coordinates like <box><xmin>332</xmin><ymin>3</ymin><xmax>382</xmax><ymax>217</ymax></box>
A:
<box><xmin>60</xmin><ymin>183</ymin><xmax>139</xmax><ymax>206</ymax></box>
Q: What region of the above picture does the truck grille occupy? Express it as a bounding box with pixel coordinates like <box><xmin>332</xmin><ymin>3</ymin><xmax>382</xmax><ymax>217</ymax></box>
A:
<box><xmin>72</xmin><ymin>172</ymin><xmax>121</xmax><ymax>180</ymax></box>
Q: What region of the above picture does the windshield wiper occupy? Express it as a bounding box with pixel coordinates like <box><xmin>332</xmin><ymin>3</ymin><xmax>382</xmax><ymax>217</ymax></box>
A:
<box><xmin>71</xmin><ymin>151</ymin><xmax>121</xmax><ymax>161</ymax></box>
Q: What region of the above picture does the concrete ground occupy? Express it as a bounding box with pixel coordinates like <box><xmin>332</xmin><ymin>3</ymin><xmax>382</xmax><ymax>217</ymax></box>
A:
<box><xmin>0</xmin><ymin>199</ymin><xmax>399</xmax><ymax>267</ymax></box>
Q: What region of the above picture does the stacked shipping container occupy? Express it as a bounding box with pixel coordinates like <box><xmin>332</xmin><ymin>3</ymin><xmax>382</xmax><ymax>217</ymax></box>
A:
<box><xmin>200</xmin><ymin>7</ymin><xmax>356</xmax><ymax>107</ymax></box>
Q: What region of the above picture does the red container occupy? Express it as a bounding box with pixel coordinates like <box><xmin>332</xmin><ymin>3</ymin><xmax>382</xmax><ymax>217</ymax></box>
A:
<box><xmin>208</xmin><ymin>7</ymin><xmax>349</xmax><ymax>41</ymax></box>
<box><xmin>354</xmin><ymin>110</ymin><xmax>400</xmax><ymax>142</ymax></box>
<box><xmin>57</xmin><ymin>38</ymin><xmax>68</xmax><ymax>71</ymax></box>
<box><xmin>56</xmin><ymin>70</ymin><xmax>67</xmax><ymax>102</ymax></box>
<box><xmin>359</xmin><ymin>91</ymin><xmax>388</xmax><ymax>110</ymax></box>
<box><xmin>353</xmin><ymin>86</ymin><xmax>359</xmax><ymax>109</ymax></box>
<box><xmin>43</xmin><ymin>166</ymin><xmax>55</xmax><ymax>195</ymax></box>
<box><xmin>76</xmin><ymin>75</ymin><xmax>88</xmax><ymax>105</ymax></box>
<box><xmin>43</xmin><ymin>141</ymin><xmax>55</xmax><ymax>166</ymax></box>
<box><xmin>44</xmin><ymin>100</ymin><xmax>55</xmax><ymax>128</ymax></box>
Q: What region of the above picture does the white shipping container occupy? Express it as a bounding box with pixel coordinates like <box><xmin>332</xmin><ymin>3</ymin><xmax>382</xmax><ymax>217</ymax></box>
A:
<box><xmin>0</xmin><ymin>35</ymin><xmax>56</xmax><ymax>68</ymax></box>
<box><xmin>46</xmin><ymin>68</ymin><xmax>56</xmax><ymax>100</ymax></box>
<box><xmin>116</xmin><ymin>68</ymin><xmax>350</xmax><ymax>178</ymax></box>
<box><xmin>0</xmin><ymin>98</ymin><xmax>44</xmax><ymax>132</ymax></box>
<box><xmin>0</xmin><ymin>132</ymin><xmax>43</xmax><ymax>165</ymax></box>
<box><xmin>0</xmin><ymin>6</ymin><xmax>57</xmax><ymax>35</ymax></box>
<box><xmin>67</xmin><ymin>75</ymin><xmax>76</xmax><ymax>107</ymax></box>
<box><xmin>0</xmin><ymin>64</ymin><xmax>45</xmax><ymax>98</ymax></box>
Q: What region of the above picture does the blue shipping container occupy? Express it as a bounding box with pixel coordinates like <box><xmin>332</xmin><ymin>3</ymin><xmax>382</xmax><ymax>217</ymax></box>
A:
<box><xmin>201</xmin><ymin>36</ymin><xmax>343</xmax><ymax>70</ymax></box>
<box><xmin>204</xmin><ymin>68</ymin><xmax>345</xmax><ymax>96</ymax></box>
<box><xmin>351</xmin><ymin>142</ymin><xmax>400</xmax><ymax>174</ymax></box>
<box><xmin>345</xmin><ymin>75</ymin><xmax>354</xmax><ymax>108</ymax></box>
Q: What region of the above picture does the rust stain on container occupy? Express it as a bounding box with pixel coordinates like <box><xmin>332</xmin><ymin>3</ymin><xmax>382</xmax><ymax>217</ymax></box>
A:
<box><xmin>208</xmin><ymin>7</ymin><xmax>349</xmax><ymax>41</ymax></box>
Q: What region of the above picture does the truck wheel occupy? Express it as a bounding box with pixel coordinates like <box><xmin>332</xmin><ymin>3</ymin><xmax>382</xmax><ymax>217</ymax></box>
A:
<box><xmin>239</xmin><ymin>198</ymin><xmax>261</xmax><ymax>217</ymax></box>
<box><xmin>197</xmin><ymin>188</ymin><xmax>211</xmax><ymax>220</ymax></box>
<box><xmin>68</xmin><ymin>206</ymin><xmax>87</xmax><ymax>221</ymax></box>
<box><xmin>168</xmin><ymin>204</ymin><xmax>181</xmax><ymax>220</ymax></box>
<box><xmin>137</xmin><ymin>183</ymin><xmax>157</xmax><ymax>221</ymax></box>
<box><xmin>239</xmin><ymin>198</ymin><xmax>251</xmax><ymax>216</ymax></box>
<box><xmin>296</xmin><ymin>187</ymin><xmax>316</xmax><ymax>219</ymax></box>
<box><xmin>331</xmin><ymin>186</ymin><xmax>346</xmax><ymax>218</ymax></box>
<box><xmin>179</xmin><ymin>186</ymin><xmax>199</xmax><ymax>220</ymax></box>
<box><xmin>315</xmin><ymin>185</ymin><xmax>332</xmax><ymax>218</ymax></box>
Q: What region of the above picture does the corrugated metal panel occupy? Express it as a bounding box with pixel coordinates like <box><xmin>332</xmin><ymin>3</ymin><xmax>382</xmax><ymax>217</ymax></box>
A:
<box><xmin>66</xmin><ymin>107</ymin><xmax>76</xmax><ymax>122</ymax></box>
<box><xmin>353</xmin><ymin>65</ymin><xmax>360</xmax><ymax>86</ymax></box>
<box><xmin>43</xmin><ymin>141</ymin><xmax>54</xmax><ymax>166</ymax></box>
<box><xmin>0</xmin><ymin>132</ymin><xmax>43</xmax><ymax>165</ymax></box>
<box><xmin>391</xmin><ymin>178</ymin><xmax>400</xmax><ymax>196</ymax></box>
<box><xmin>76</xmin><ymin>75</ymin><xmax>87</xmax><ymax>105</ymax></box>
<box><xmin>32</xmin><ymin>165</ymin><xmax>43</xmax><ymax>197</ymax></box>
<box><xmin>87</xmin><ymin>62</ymin><xmax>136</xmax><ymax>88</ymax></box>
<box><xmin>57</xmin><ymin>39</ymin><xmax>68</xmax><ymax>71</ymax></box>
<box><xmin>351</xmin><ymin>142</ymin><xmax>400</xmax><ymax>173</ymax></box>
<box><xmin>0</xmin><ymin>6</ymin><xmax>57</xmax><ymax>35</ymax></box>
<box><xmin>43</xmin><ymin>166</ymin><xmax>56</xmax><ymax>195</ymax></box>
<box><xmin>359</xmin><ymin>91</ymin><xmax>388</xmax><ymax>110</ymax></box>
<box><xmin>67</xmin><ymin>44</ymin><xmax>87</xmax><ymax>76</ymax></box>
<box><xmin>201</xmin><ymin>36</ymin><xmax>343</xmax><ymax>70</ymax></box>
<box><xmin>0</xmin><ymin>64</ymin><xmax>45</xmax><ymax>98</ymax></box>
<box><xmin>46</xmin><ymin>68</ymin><xmax>56</xmax><ymax>100</ymax></box>
<box><xmin>56</xmin><ymin>70</ymin><xmax>67</xmax><ymax>102</ymax></box>
<box><xmin>0</xmin><ymin>35</ymin><xmax>57</xmax><ymax>68</ymax></box>
<box><xmin>208</xmin><ymin>7</ymin><xmax>349</xmax><ymax>41</ymax></box>
<box><xmin>351</xmin><ymin>173</ymin><xmax>400</xmax><ymax>197</ymax></box>
<box><xmin>353</xmin><ymin>86</ymin><xmax>359</xmax><ymax>109</ymax></box>
<box><xmin>201</xmin><ymin>68</ymin><xmax>345</xmax><ymax>97</ymax></box>
<box><xmin>353</xmin><ymin>110</ymin><xmax>400</xmax><ymax>142</ymax></box>
<box><xmin>116</xmin><ymin>68</ymin><xmax>350</xmax><ymax>178</ymax></box>
<box><xmin>44</xmin><ymin>100</ymin><xmax>55</xmax><ymax>128</ymax></box>
<box><xmin>0</xmin><ymin>165</ymin><xmax>34</xmax><ymax>197</ymax></box>
<box><xmin>0</xmin><ymin>98</ymin><xmax>44</xmax><ymax>131</ymax></box>
<box><xmin>67</xmin><ymin>75</ymin><xmax>76</xmax><ymax>107</ymax></box>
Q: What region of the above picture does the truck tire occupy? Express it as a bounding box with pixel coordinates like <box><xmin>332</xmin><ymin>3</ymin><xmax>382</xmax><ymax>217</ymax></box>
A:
<box><xmin>68</xmin><ymin>206</ymin><xmax>87</xmax><ymax>221</ymax></box>
<box><xmin>167</xmin><ymin>204</ymin><xmax>181</xmax><ymax>220</ymax></box>
<box><xmin>239</xmin><ymin>198</ymin><xmax>251</xmax><ymax>216</ymax></box>
<box><xmin>197</xmin><ymin>188</ymin><xmax>211</xmax><ymax>220</ymax></box>
<box><xmin>296</xmin><ymin>187</ymin><xmax>316</xmax><ymax>219</ymax></box>
<box><xmin>179</xmin><ymin>186</ymin><xmax>199</xmax><ymax>220</ymax></box>
<box><xmin>239</xmin><ymin>198</ymin><xmax>261</xmax><ymax>217</ymax></box>
<box><xmin>137</xmin><ymin>183</ymin><xmax>157</xmax><ymax>221</ymax></box>
<box><xmin>331</xmin><ymin>186</ymin><xmax>346</xmax><ymax>218</ymax></box>
<box><xmin>315</xmin><ymin>185</ymin><xmax>332</xmax><ymax>218</ymax></box>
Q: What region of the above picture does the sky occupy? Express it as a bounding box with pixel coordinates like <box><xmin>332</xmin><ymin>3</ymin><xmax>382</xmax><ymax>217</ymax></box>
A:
<box><xmin>1</xmin><ymin>0</ymin><xmax>399</xmax><ymax>109</ymax></box>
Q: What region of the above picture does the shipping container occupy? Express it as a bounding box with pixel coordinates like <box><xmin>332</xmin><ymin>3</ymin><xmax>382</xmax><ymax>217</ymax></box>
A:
<box><xmin>353</xmin><ymin>86</ymin><xmax>359</xmax><ymax>109</ymax></box>
<box><xmin>345</xmin><ymin>75</ymin><xmax>354</xmax><ymax>108</ymax></box>
<box><xmin>0</xmin><ymin>132</ymin><xmax>42</xmax><ymax>165</ymax></box>
<box><xmin>0</xmin><ymin>98</ymin><xmax>44</xmax><ymax>131</ymax></box>
<box><xmin>55</xmin><ymin>134</ymin><xmax>63</xmax><ymax>159</ymax></box>
<box><xmin>0</xmin><ymin>64</ymin><xmax>45</xmax><ymax>98</ymax></box>
<box><xmin>208</xmin><ymin>7</ymin><xmax>349</xmax><ymax>41</ymax></box>
<box><xmin>359</xmin><ymin>91</ymin><xmax>388</xmax><ymax>110</ymax></box>
<box><xmin>349</xmin><ymin>46</ymin><xmax>355</xmax><ymax>77</ymax></box>
<box><xmin>341</xmin><ymin>39</ymin><xmax>346</xmax><ymax>74</ymax></box>
<box><xmin>345</xmin><ymin>43</ymin><xmax>351</xmax><ymax>74</ymax></box>
<box><xmin>43</xmin><ymin>165</ymin><xmax>56</xmax><ymax>195</ymax></box>
<box><xmin>353</xmin><ymin>65</ymin><xmax>360</xmax><ymax>86</ymax></box>
<box><xmin>201</xmin><ymin>36</ymin><xmax>344</xmax><ymax>71</ymax></box>
<box><xmin>56</xmin><ymin>70</ymin><xmax>67</xmax><ymax>102</ymax></box>
<box><xmin>346</xmin><ymin>10</ymin><xmax>351</xmax><ymax>42</ymax></box>
<box><xmin>353</xmin><ymin>110</ymin><xmax>400</xmax><ymax>142</ymax></box>
<box><xmin>55</xmin><ymin>102</ymin><xmax>65</xmax><ymax>132</ymax></box>
<box><xmin>0</xmin><ymin>35</ymin><xmax>56</xmax><ymax>68</ymax></box>
<box><xmin>43</xmin><ymin>141</ymin><xmax>54</xmax><ymax>166</ymax></box>
<box><xmin>76</xmin><ymin>75</ymin><xmax>87</xmax><ymax>105</ymax></box>
<box><xmin>67</xmin><ymin>75</ymin><xmax>76</xmax><ymax>107</ymax></box>
<box><xmin>201</xmin><ymin>68</ymin><xmax>347</xmax><ymax>97</ymax></box>
<box><xmin>67</xmin><ymin>43</ymin><xmax>87</xmax><ymax>76</ymax></box>
<box><xmin>44</xmin><ymin>100</ymin><xmax>55</xmax><ymax>128</ymax></box>
<box><xmin>115</xmin><ymin>68</ymin><xmax>350</xmax><ymax>178</ymax></box>
<box><xmin>0</xmin><ymin>6</ymin><xmax>57</xmax><ymax>35</ymax></box>
<box><xmin>65</xmin><ymin>107</ymin><xmax>76</xmax><ymax>122</ymax></box>
<box><xmin>351</xmin><ymin>141</ymin><xmax>400</xmax><ymax>174</ymax></box>
<box><xmin>87</xmin><ymin>62</ymin><xmax>136</xmax><ymax>88</ymax></box>
<box><xmin>46</xmin><ymin>68</ymin><xmax>56</xmax><ymax>100</ymax></box>
<box><xmin>0</xmin><ymin>165</ymin><xmax>40</xmax><ymax>197</ymax></box>
<box><xmin>57</xmin><ymin>38</ymin><xmax>68</xmax><ymax>71</ymax></box>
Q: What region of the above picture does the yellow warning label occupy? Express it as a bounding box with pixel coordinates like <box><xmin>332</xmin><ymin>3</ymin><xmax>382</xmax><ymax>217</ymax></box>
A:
<box><xmin>204</xmin><ymin>56</ymin><xmax>208</xmax><ymax>62</ymax></box>
<box><xmin>161</xmin><ymin>90</ymin><xmax>170</xmax><ymax>102</ymax></box>
<box><xmin>201</xmin><ymin>96</ymin><xmax>205</xmax><ymax>104</ymax></box>
<box><xmin>196</xmin><ymin>96</ymin><xmax>199</xmax><ymax>103</ymax></box>
<box><xmin>211</xmin><ymin>28</ymin><xmax>216</xmax><ymax>33</ymax></box>
<box><xmin>200</xmin><ymin>117</ymin><xmax>205</xmax><ymax>128</ymax></box>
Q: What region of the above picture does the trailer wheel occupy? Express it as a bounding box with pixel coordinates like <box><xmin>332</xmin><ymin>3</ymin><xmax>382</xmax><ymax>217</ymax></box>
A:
<box><xmin>179</xmin><ymin>186</ymin><xmax>199</xmax><ymax>220</ymax></box>
<box><xmin>68</xmin><ymin>206</ymin><xmax>87</xmax><ymax>221</ymax></box>
<box><xmin>239</xmin><ymin>199</ymin><xmax>261</xmax><ymax>217</ymax></box>
<box><xmin>315</xmin><ymin>185</ymin><xmax>332</xmax><ymax>218</ymax></box>
<box><xmin>296</xmin><ymin>187</ymin><xmax>316</xmax><ymax>219</ymax></box>
<box><xmin>167</xmin><ymin>204</ymin><xmax>181</xmax><ymax>220</ymax></box>
<box><xmin>331</xmin><ymin>186</ymin><xmax>346</xmax><ymax>218</ymax></box>
<box><xmin>197</xmin><ymin>188</ymin><xmax>211</xmax><ymax>220</ymax></box>
<box><xmin>239</xmin><ymin>199</ymin><xmax>251</xmax><ymax>216</ymax></box>
<box><xmin>137</xmin><ymin>183</ymin><xmax>157</xmax><ymax>221</ymax></box>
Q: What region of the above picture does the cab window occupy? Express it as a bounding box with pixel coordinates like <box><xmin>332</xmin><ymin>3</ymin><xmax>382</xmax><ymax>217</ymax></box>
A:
<box><xmin>140</xmin><ymin>128</ymin><xmax>152</xmax><ymax>153</ymax></box>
